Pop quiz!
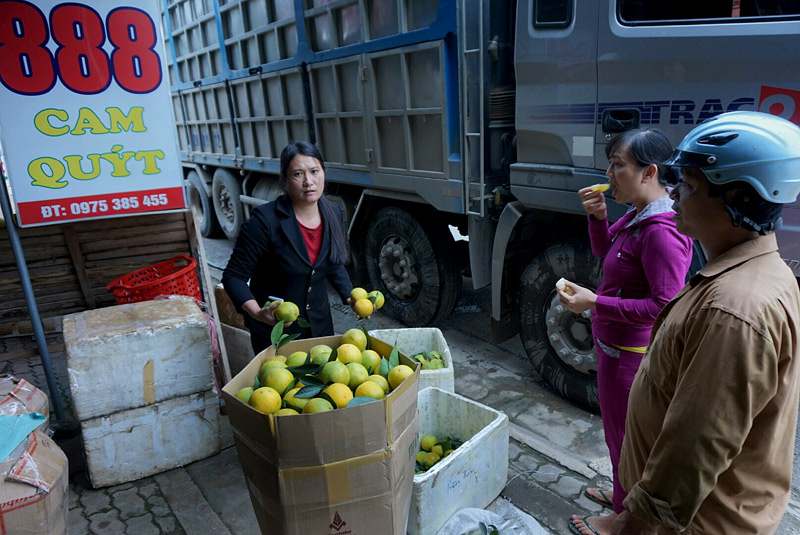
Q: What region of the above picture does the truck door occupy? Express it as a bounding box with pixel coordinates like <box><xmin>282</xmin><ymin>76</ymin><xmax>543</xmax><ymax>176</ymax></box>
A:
<box><xmin>514</xmin><ymin>0</ymin><xmax>599</xmax><ymax>172</ymax></box>
<box><xmin>595</xmin><ymin>0</ymin><xmax>800</xmax><ymax>273</ymax></box>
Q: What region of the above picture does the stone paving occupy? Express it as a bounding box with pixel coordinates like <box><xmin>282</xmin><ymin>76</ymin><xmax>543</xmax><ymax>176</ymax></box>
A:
<box><xmin>69</xmin><ymin>478</ymin><xmax>185</xmax><ymax>535</ymax></box>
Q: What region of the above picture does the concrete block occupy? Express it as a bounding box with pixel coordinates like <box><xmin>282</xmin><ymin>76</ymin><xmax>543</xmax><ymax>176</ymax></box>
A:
<box><xmin>81</xmin><ymin>391</ymin><xmax>220</xmax><ymax>488</ymax></box>
<box><xmin>64</xmin><ymin>297</ymin><xmax>213</xmax><ymax>421</ymax></box>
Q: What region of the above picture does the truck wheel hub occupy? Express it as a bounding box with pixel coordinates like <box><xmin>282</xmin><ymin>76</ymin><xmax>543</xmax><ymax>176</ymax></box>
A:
<box><xmin>378</xmin><ymin>237</ymin><xmax>419</xmax><ymax>300</ymax></box>
<box><xmin>545</xmin><ymin>293</ymin><xmax>597</xmax><ymax>374</ymax></box>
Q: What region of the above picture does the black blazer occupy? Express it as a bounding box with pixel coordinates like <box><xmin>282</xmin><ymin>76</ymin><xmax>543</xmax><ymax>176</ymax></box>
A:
<box><xmin>222</xmin><ymin>194</ymin><xmax>352</xmax><ymax>338</ymax></box>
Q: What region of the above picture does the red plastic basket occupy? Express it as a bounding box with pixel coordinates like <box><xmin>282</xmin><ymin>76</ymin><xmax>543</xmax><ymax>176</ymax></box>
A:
<box><xmin>107</xmin><ymin>254</ymin><xmax>202</xmax><ymax>305</ymax></box>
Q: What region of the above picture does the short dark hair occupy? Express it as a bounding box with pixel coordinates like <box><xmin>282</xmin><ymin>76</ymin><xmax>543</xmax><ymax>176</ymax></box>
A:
<box><xmin>279</xmin><ymin>141</ymin><xmax>349</xmax><ymax>264</ymax></box>
<box><xmin>606</xmin><ymin>129</ymin><xmax>675</xmax><ymax>186</ymax></box>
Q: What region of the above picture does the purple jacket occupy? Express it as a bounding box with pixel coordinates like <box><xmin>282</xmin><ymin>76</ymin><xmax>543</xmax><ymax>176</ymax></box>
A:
<box><xmin>588</xmin><ymin>199</ymin><xmax>693</xmax><ymax>348</ymax></box>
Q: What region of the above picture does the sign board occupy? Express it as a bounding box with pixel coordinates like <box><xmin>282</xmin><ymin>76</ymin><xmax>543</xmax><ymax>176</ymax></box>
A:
<box><xmin>0</xmin><ymin>0</ymin><xmax>185</xmax><ymax>226</ymax></box>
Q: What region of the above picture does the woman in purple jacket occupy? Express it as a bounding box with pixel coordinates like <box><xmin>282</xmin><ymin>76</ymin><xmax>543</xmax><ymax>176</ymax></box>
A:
<box><xmin>561</xmin><ymin>130</ymin><xmax>693</xmax><ymax>535</ymax></box>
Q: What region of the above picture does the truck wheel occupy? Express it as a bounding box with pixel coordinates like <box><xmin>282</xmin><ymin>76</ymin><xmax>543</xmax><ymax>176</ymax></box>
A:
<box><xmin>365</xmin><ymin>207</ymin><xmax>460</xmax><ymax>325</ymax></box>
<box><xmin>186</xmin><ymin>170</ymin><xmax>221</xmax><ymax>238</ymax></box>
<box><xmin>518</xmin><ymin>242</ymin><xmax>602</xmax><ymax>413</ymax></box>
<box><xmin>212</xmin><ymin>168</ymin><xmax>244</xmax><ymax>240</ymax></box>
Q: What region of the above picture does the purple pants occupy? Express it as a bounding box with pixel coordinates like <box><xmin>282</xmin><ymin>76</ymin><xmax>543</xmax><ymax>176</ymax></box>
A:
<box><xmin>595</xmin><ymin>341</ymin><xmax>644</xmax><ymax>513</ymax></box>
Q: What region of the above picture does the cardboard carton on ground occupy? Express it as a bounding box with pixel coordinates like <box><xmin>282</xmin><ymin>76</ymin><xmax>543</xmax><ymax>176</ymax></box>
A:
<box><xmin>0</xmin><ymin>375</ymin><xmax>49</xmax><ymax>428</ymax></box>
<box><xmin>222</xmin><ymin>335</ymin><xmax>419</xmax><ymax>535</ymax></box>
<box><xmin>0</xmin><ymin>431</ymin><xmax>68</xmax><ymax>535</ymax></box>
<box><xmin>63</xmin><ymin>297</ymin><xmax>213</xmax><ymax>421</ymax></box>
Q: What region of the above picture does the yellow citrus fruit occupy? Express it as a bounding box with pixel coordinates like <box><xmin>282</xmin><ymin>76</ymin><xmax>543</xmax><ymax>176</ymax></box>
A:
<box><xmin>323</xmin><ymin>383</ymin><xmax>353</xmax><ymax>408</ymax></box>
<box><xmin>367</xmin><ymin>375</ymin><xmax>389</xmax><ymax>394</ymax></box>
<box><xmin>274</xmin><ymin>301</ymin><xmax>299</xmax><ymax>322</ymax></box>
<box><xmin>361</xmin><ymin>350</ymin><xmax>381</xmax><ymax>373</ymax></box>
<box><xmin>337</xmin><ymin>343</ymin><xmax>363</xmax><ymax>365</ymax></box>
<box><xmin>266</xmin><ymin>355</ymin><xmax>287</xmax><ymax>363</ymax></box>
<box><xmin>432</xmin><ymin>444</ymin><xmax>443</xmax><ymax>457</ymax></box>
<box><xmin>368</xmin><ymin>290</ymin><xmax>385</xmax><ymax>309</ymax></box>
<box><xmin>354</xmin><ymin>298</ymin><xmax>374</xmax><ymax>318</ymax></box>
<box><xmin>235</xmin><ymin>387</ymin><xmax>254</xmax><ymax>403</ymax></box>
<box><xmin>249</xmin><ymin>387</ymin><xmax>281</xmax><ymax>414</ymax></box>
<box><xmin>276</xmin><ymin>408</ymin><xmax>299</xmax><ymax>416</ymax></box>
<box><xmin>388</xmin><ymin>364</ymin><xmax>414</xmax><ymax>390</ymax></box>
<box><xmin>355</xmin><ymin>381</ymin><xmax>385</xmax><ymax>400</ymax></box>
<box><xmin>263</xmin><ymin>367</ymin><xmax>296</xmax><ymax>396</ymax></box>
<box><xmin>303</xmin><ymin>398</ymin><xmax>334</xmax><ymax>414</ymax></box>
<box><xmin>416</xmin><ymin>451</ymin><xmax>427</xmax><ymax>464</ymax></box>
<box><xmin>346</xmin><ymin>362</ymin><xmax>369</xmax><ymax>389</ymax></box>
<box><xmin>309</xmin><ymin>345</ymin><xmax>333</xmax><ymax>365</ymax></box>
<box><xmin>421</xmin><ymin>451</ymin><xmax>440</xmax><ymax>469</ymax></box>
<box><xmin>283</xmin><ymin>387</ymin><xmax>308</xmax><ymax>412</ymax></box>
<box><xmin>286</xmin><ymin>351</ymin><xmax>308</xmax><ymax>367</ymax></box>
<box><xmin>341</xmin><ymin>328</ymin><xmax>368</xmax><ymax>351</ymax></box>
<box><xmin>350</xmin><ymin>287</ymin><xmax>369</xmax><ymax>301</ymax></box>
<box><xmin>321</xmin><ymin>360</ymin><xmax>350</xmax><ymax>385</ymax></box>
<box><xmin>420</xmin><ymin>435</ymin><xmax>438</xmax><ymax>452</ymax></box>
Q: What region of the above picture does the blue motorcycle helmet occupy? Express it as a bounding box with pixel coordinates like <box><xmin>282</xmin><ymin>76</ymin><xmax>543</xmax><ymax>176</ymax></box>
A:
<box><xmin>665</xmin><ymin>111</ymin><xmax>800</xmax><ymax>233</ymax></box>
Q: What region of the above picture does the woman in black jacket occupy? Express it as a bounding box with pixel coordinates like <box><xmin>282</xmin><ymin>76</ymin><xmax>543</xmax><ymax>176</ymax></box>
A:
<box><xmin>222</xmin><ymin>141</ymin><xmax>353</xmax><ymax>354</ymax></box>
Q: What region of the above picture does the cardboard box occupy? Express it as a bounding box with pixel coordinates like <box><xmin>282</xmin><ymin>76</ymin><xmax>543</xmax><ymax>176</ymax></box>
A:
<box><xmin>215</xmin><ymin>283</ymin><xmax>246</xmax><ymax>330</ymax></box>
<box><xmin>0</xmin><ymin>431</ymin><xmax>68</xmax><ymax>535</ymax></box>
<box><xmin>63</xmin><ymin>297</ymin><xmax>213</xmax><ymax>420</ymax></box>
<box><xmin>0</xmin><ymin>375</ymin><xmax>49</xmax><ymax>429</ymax></box>
<box><xmin>221</xmin><ymin>323</ymin><xmax>254</xmax><ymax>376</ymax></box>
<box><xmin>222</xmin><ymin>335</ymin><xmax>419</xmax><ymax>535</ymax></box>
<box><xmin>81</xmin><ymin>390</ymin><xmax>220</xmax><ymax>488</ymax></box>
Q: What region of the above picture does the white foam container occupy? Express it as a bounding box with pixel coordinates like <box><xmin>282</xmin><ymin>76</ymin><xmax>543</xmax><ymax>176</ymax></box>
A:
<box><xmin>408</xmin><ymin>387</ymin><xmax>509</xmax><ymax>535</ymax></box>
<box><xmin>369</xmin><ymin>328</ymin><xmax>454</xmax><ymax>393</ymax></box>
<box><xmin>81</xmin><ymin>390</ymin><xmax>220</xmax><ymax>488</ymax></box>
<box><xmin>64</xmin><ymin>297</ymin><xmax>213</xmax><ymax>421</ymax></box>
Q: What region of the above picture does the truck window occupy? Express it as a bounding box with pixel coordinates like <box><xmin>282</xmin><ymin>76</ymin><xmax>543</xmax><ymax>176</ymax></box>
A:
<box><xmin>619</xmin><ymin>0</ymin><xmax>800</xmax><ymax>24</ymax></box>
<box><xmin>533</xmin><ymin>0</ymin><xmax>573</xmax><ymax>28</ymax></box>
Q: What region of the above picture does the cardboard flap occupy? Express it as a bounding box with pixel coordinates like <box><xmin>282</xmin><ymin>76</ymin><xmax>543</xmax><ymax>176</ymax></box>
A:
<box><xmin>0</xmin><ymin>432</ymin><xmax>66</xmax><ymax>498</ymax></box>
<box><xmin>275</xmin><ymin>400</ymin><xmax>387</xmax><ymax>467</ymax></box>
<box><xmin>0</xmin><ymin>376</ymin><xmax>49</xmax><ymax>420</ymax></box>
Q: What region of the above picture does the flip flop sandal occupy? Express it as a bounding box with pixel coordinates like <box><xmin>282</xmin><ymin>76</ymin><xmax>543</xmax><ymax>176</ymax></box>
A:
<box><xmin>568</xmin><ymin>515</ymin><xmax>601</xmax><ymax>535</ymax></box>
<box><xmin>584</xmin><ymin>487</ymin><xmax>613</xmax><ymax>508</ymax></box>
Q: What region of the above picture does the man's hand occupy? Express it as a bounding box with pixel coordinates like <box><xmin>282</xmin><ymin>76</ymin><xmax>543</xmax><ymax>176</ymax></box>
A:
<box><xmin>610</xmin><ymin>510</ymin><xmax>657</xmax><ymax>535</ymax></box>
<box><xmin>557</xmin><ymin>281</ymin><xmax>597</xmax><ymax>314</ymax></box>
<box><xmin>578</xmin><ymin>186</ymin><xmax>608</xmax><ymax>221</ymax></box>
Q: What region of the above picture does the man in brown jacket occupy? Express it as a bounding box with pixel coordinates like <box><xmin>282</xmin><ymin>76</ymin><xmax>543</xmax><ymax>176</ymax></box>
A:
<box><xmin>611</xmin><ymin>111</ymin><xmax>800</xmax><ymax>535</ymax></box>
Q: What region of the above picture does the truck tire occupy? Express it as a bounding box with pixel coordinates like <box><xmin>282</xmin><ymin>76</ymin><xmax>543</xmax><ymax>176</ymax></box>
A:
<box><xmin>364</xmin><ymin>207</ymin><xmax>460</xmax><ymax>326</ymax></box>
<box><xmin>212</xmin><ymin>168</ymin><xmax>244</xmax><ymax>240</ymax></box>
<box><xmin>186</xmin><ymin>170</ymin><xmax>221</xmax><ymax>238</ymax></box>
<box><xmin>518</xmin><ymin>242</ymin><xmax>602</xmax><ymax>413</ymax></box>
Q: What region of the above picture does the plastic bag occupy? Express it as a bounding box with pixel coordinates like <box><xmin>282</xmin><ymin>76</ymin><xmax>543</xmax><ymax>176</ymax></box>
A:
<box><xmin>437</xmin><ymin>501</ymin><xmax>549</xmax><ymax>535</ymax></box>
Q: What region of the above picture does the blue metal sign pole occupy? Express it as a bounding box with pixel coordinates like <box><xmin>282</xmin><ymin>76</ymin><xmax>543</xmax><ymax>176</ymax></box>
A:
<box><xmin>0</xmin><ymin>177</ymin><xmax>66</xmax><ymax>423</ymax></box>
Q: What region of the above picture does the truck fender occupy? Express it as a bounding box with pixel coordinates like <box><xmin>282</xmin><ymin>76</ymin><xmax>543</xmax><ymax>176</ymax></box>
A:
<box><xmin>491</xmin><ymin>201</ymin><xmax>524</xmax><ymax>322</ymax></box>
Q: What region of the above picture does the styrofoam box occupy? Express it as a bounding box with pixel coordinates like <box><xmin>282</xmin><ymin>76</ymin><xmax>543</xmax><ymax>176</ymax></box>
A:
<box><xmin>369</xmin><ymin>328</ymin><xmax>454</xmax><ymax>393</ymax></box>
<box><xmin>408</xmin><ymin>387</ymin><xmax>509</xmax><ymax>535</ymax></box>
<box><xmin>64</xmin><ymin>297</ymin><xmax>213</xmax><ymax>421</ymax></box>
<box><xmin>81</xmin><ymin>390</ymin><xmax>220</xmax><ymax>488</ymax></box>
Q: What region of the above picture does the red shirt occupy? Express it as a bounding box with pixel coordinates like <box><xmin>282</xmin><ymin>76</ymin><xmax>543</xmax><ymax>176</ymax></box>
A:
<box><xmin>298</xmin><ymin>220</ymin><xmax>323</xmax><ymax>265</ymax></box>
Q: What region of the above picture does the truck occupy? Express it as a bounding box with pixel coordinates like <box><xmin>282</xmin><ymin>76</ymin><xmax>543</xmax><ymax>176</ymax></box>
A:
<box><xmin>162</xmin><ymin>0</ymin><xmax>800</xmax><ymax>411</ymax></box>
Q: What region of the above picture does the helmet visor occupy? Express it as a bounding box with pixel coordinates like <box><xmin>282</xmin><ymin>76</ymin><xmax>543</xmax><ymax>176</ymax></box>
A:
<box><xmin>664</xmin><ymin>149</ymin><xmax>719</xmax><ymax>169</ymax></box>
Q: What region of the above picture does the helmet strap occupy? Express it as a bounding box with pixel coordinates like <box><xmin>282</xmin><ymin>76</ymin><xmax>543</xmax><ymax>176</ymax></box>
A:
<box><xmin>723</xmin><ymin>205</ymin><xmax>778</xmax><ymax>235</ymax></box>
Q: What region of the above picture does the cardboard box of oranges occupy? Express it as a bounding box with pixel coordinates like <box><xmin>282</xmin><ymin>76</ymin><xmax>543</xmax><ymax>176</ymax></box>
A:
<box><xmin>221</xmin><ymin>332</ymin><xmax>420</xmax><ymax>535</ymax></box>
